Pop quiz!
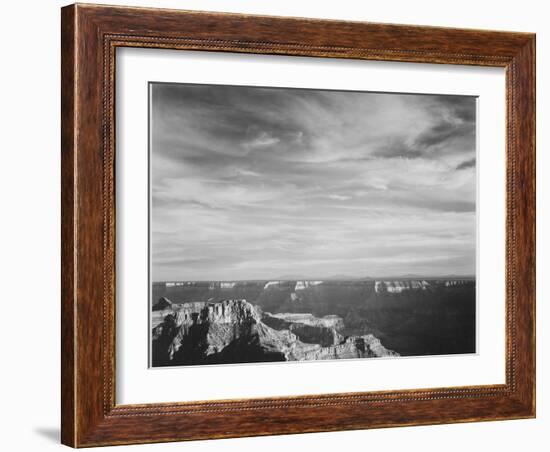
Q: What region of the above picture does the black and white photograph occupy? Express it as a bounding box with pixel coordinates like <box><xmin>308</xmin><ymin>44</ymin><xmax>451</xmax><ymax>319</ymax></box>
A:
<box><xmin>149</xmin><ymin>82</ymin><xmax>477</xmax><ymax>368</ymax></box>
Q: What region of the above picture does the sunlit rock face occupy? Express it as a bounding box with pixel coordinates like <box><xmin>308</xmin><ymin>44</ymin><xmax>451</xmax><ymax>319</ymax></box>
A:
<box><xmin>294</xmin><ymin>281</ymin><xmax>323</xmax><ymax>291</ymax></box>
<box><xmin>374</xmin><ymin>279</ymin><xmax>473</xmax><ymax>294</ymax></box>
<box><xmin>375</xmin><ymin>280</ymin><xmax>430</xmax><ymax>293</ymax></box>
<box><xmin>151</xmin><ymin>299</ymin><xmax>397</xmax><ymax>367</ymax></box>
<box><xmin>444</xmin><ymin>280</ymin><xmax>470</xmax><ymax>287</ymax></box>
<box><xmin>264</xmin><ymin>281</ymin><xmax>280</xmax><ymax>290</ymax></box>
<box><xmin>262</xmin><ymin>312</ymin><xmax>345</xmax><ymax>347</ymax></box>
<box><xmin>220</xmin><ymin>282</ymin><xmax>236</xmax><ymax>289</ymax></box>
<box><xmin>298</xmin><ymin>334</ymin><xmax>399</xmax><ymax>361</ymax></box>
<box><xmin>265</xmin><ymin>312</ymin><xmax>344</xmax><ymax>330</ymax></box>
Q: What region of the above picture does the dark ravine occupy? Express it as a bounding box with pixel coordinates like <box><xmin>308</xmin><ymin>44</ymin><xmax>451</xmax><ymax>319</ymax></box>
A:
<box><xmin>151</xmin><ymin>299</ymin><xmax>398</xmax><ymax>367</ymax></box>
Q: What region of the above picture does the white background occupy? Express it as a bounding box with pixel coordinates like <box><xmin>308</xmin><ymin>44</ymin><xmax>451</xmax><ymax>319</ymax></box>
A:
<box><xmin>0</xmin><ymin>0</ymin><xmax>546</xmax><ymax>451</ymax></box>
<box><xmin>117</xmin><ymin>49</ymin><xmax>506</xmax><ymax>404</ymax></box>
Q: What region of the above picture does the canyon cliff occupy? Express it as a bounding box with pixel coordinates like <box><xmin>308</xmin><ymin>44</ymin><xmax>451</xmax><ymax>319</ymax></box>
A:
<box><xmin>152</xmin><ymin>299</ymin><xmax>397</xmax><ymax>367</ymax></box>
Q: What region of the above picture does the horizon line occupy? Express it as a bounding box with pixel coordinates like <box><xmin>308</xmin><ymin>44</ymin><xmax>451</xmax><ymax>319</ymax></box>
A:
<box><xmin>152</xmin><ymin>276</ymin><xmax>476</xmax><ymax>283</ymax></box>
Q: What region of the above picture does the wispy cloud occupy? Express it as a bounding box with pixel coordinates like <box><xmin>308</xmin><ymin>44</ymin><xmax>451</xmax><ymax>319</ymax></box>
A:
<box><xmin>150</xmin><ymin>83</ymin><xmax>476</xmax><ymax>280</ymax></box>
<box><xmin>456</xmin><ymin>158</ymin><xmax>476</xmax><ymax>170</ymax></box>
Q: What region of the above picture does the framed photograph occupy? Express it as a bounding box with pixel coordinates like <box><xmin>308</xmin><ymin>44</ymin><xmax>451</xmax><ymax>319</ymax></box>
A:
<box><xmin>61</xmin><ymin>3</ymin><xmax>535</xmax><ymax>447</ymax></box>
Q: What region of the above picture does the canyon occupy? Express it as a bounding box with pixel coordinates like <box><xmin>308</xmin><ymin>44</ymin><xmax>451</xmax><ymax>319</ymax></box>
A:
<box><xmin>151</xmin><ymin>278</ymin><xmax>475</xmax><ymax>366</ymax></box>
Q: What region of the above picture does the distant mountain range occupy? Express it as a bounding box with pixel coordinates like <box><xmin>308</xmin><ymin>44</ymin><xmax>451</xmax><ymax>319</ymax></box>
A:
<box><xmin>154</xmin><ymin>274</ymin><xmax>475</xmax><ymax>284</ymax></box>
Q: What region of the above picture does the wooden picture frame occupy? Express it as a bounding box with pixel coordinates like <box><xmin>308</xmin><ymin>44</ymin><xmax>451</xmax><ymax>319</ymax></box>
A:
<box><xmin>61</xmin><ymin>3</ymin><xmax>535</xmax><ymax>447</ymax></box>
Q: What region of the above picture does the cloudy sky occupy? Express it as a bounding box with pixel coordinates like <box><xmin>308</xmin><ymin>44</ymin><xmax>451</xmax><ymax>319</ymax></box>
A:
<box><xmin>150</xmin><ymin>83</ymin><xmax>476</xmax><ymax>281</ymax></box>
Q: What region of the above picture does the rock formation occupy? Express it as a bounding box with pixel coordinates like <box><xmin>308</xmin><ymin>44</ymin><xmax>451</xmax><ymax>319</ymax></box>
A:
<box><xmin>152</xmin><ymin>296</ymin><xmax>173</xmax><ymax>311</ymax></box>
<box><xmin>152</xmin><ymin>299</ymin><xmax>397</xmax><ymax>367</ymax></box>
<box><xmin>299</xmin><ymin>334</ymin><xmax>399</xmax><ymax>361</ymax></box>
<box><xmin>294</xmin><ymin>281</ymin><xmax>323</xmax><ymax>291</ymax></box>
<box><xmin>374</xmin><ymin>280</ymin><xmax>430</xmax><ymax>293</ymax></box>
<box><xmin>266</xmin><ymin>312</ymin><xmax>344</xmax><ymax>330</ymax></box>
<box><xmin>373</xmin><ymin>279</ymin><xmax>473</xmax><ymax>293</ymax></box>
